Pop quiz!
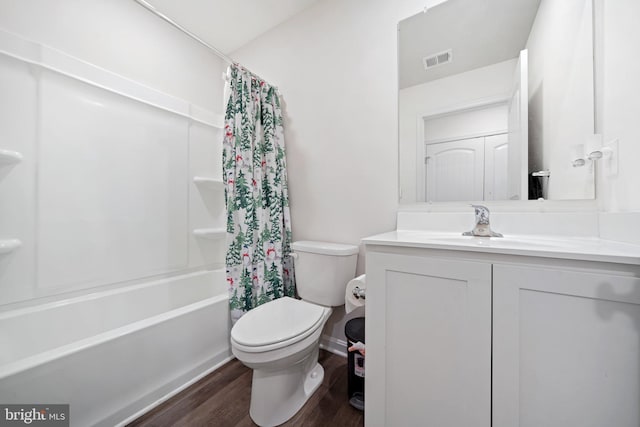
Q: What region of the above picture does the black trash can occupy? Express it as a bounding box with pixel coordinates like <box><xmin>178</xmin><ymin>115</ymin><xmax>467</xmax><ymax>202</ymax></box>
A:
<box><xmin>345</xmin><ymin>317</ymin><xmax>365</xmax><ymax>411</ymax></box>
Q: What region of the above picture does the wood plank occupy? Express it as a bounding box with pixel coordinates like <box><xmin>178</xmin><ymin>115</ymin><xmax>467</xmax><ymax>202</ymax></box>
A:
<box><xmin>127</xmin><ymin>350</ymin><xmax>364</xmax><ymax>427</ymax></box>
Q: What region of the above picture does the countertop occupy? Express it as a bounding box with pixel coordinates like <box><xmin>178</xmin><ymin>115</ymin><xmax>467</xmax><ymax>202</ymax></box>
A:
<box><xmin>362</xmin><ymin>231</ymin><xmax>640</xmax><ymax>265</ymax></box>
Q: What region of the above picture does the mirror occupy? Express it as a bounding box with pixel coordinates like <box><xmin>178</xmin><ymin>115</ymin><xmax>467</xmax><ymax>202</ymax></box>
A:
<box><xmin>398</xmin><ymin>0</ymin><xmax>596</xmax><ymax>203</ymax></box>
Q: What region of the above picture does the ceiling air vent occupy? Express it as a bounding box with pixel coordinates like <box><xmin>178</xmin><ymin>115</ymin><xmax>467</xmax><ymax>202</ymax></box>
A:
<box><xmin>423</xmin><ymin>49</ymin><xmax>453</xmax><ymax>70</ymax></box>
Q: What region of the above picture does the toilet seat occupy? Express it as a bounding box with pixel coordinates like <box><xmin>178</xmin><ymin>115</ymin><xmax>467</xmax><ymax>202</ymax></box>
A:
<box><xmin>231</xmin><ymin>297</ymin><xmax>328</xmax><ymax>353</ymax></box>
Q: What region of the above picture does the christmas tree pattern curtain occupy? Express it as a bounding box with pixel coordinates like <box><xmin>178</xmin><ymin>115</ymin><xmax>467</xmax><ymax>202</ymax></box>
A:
<box><xmin>223</xmin><ymin>64</ymin><xmax>295</xmax><ymax>322</ymax></box>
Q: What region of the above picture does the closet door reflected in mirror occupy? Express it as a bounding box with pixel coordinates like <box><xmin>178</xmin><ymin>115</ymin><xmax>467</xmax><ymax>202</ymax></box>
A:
<box><xmin>423</xmin><ymin>102</ymin><xmax>511</xmax><ymax>202</ymax></box>
<box><xmin>398</xmin><ymin>0</ymin><xmax>597</xmax><ymax>203</ymax></box>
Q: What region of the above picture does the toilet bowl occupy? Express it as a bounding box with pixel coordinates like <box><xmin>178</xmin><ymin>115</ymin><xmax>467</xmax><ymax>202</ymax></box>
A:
<box><xmin>230</xmin><ymin>241</ymin><xmax>359</xmax><ymax>427</ymax></box>
<box><xmin>231</xmin><ymin>297</ymin><xmax>332</xmax><ymax>426</ymax></box>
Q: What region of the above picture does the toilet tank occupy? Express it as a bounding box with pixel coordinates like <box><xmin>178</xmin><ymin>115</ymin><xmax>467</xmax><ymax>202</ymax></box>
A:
<box><xmin>291</xmin><ymin>241</ymin><xmax>359</xmax><ymax>307</ymax></box>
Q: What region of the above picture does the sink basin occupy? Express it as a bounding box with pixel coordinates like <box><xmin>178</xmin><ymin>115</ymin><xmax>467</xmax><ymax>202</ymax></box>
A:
<box><xmin>424</xmin><ymin>235</ymin><xmax>557</xmax><ymax>249</ymax></box>
<box><xmin>395</xmin><ymin>232</ymin><xmax>583</xmax><ymax>251</ymax></box>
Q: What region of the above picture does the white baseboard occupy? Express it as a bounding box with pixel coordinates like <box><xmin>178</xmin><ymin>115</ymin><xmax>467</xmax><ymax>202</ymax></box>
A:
<box><xmin>319</xmin><ymin>334</ymin><xmax>348</xmax><ymax>358</ymax></box>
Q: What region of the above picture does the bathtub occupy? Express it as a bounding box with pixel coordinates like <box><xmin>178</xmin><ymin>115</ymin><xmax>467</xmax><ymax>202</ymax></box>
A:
<box><xmin>0</xmin><ymin>270</ymin><xmax>232</xmax><ymax>426</ymax></box>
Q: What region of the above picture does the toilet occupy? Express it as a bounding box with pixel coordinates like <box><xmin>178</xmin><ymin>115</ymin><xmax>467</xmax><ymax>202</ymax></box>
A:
<box><xmin>230</xmin><ymin>240</ymin><xmax>359</xmax><ymax>427</ymax></box>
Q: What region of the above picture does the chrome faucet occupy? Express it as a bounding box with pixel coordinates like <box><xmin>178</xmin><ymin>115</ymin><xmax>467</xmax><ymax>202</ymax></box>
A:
<box><xmin>463</xmin><ymin>205</ymin><xmax>503</xmax><ymax>237</ymax></box>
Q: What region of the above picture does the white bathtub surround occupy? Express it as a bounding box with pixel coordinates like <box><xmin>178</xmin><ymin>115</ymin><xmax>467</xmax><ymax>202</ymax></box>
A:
<box><xmin>0</xmin><ymin>28</ymin><xmax>225</xmax><ymax>306</ymax></box>
<box><xmin>0</xmin><ymin>270</ymin><xmax>231</xmax><ymax>427</ymax></box>
<box><xmin>193</xmin><ymin>176</ymin><xmax>225</xmax><ymax>190</ymax></box>
<box><xmin>0</xmin><ymin>9</ymin><xmax>230</xmax><ymax>426</ymax></box>
<box><xmin>223</xmin><ymin>64</ymin><xmax>295</xmax><ymax>322</ymax></box>
<box><xmin>193</xmin><ymin>228</ymin><xmax>227</xmax><ymax>239</ymax></box>
<box><xmin>0</xmin><ymin>0</ymin><xmax>225</xmax><ymax>111</ymax></box>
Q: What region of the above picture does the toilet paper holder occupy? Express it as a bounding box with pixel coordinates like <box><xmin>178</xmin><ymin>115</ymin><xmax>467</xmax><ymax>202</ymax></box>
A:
<box><xmin>352</xmin><ymin>286</ymin><xmax>366</xmax><ymax>299</ymax></box>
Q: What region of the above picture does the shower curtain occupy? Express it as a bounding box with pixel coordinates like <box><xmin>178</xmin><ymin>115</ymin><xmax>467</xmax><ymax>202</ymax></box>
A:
<box><xmin>223</xmin><ymin>64</ymin><xmax>295</xmax><ymax>322</ymax></box>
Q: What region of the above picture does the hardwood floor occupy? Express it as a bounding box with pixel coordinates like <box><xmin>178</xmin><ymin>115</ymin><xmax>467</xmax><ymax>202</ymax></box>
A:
<box><xmin>127</xmin><ymin>350</ymin><xmax>364</xmax><ymax>427</ymax></box>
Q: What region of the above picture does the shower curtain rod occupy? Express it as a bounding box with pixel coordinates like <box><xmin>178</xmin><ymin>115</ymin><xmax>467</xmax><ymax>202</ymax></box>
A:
<box><xmin>133</xmin><ymin>0</ymin><xmax>234</xmax><ymax>64</ymax></box>
<box><xmin>133</xmin><ymin>0</ymin><xmax>279</xmax><ymax>90</ymax></box>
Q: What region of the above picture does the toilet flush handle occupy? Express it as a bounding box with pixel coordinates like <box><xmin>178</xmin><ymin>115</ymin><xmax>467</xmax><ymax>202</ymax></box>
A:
<box><xmin>289</xmin><ymin>252</ymin><xmax>299</xmax><ymax>260</ymax></box>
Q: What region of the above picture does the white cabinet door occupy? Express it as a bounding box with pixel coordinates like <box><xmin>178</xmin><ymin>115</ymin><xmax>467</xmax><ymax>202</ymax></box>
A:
<box><xmin>425</xmin><ymin>137</ymin><xmax>484</xmax><ymax>202</ymax></box>
<box><xmin>484</xmin><ymin>134</ymin><xmax>509</xmax><ymax>200</ymax></box>
<box><xmin>365</xmin><ymin>252</ymin><xmax>492</xmax><ymax>427</ymax></box>
<box><xmin>493</xmin><ymin>264</ymin><xmax>640</xmax><ymax>427</ymax></box>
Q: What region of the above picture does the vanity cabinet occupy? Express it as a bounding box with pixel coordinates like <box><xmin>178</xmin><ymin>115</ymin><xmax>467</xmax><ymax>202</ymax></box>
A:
<box><xmin>365</xmin><ymin>245</ymin><xmax>640</xmax><ymax>427</ymax></box>
<box><xmin>493</xmin><ymin>264</ymin><xmax>640</xmax><ymax>427</ymax></box>
<box><xmin>365</xmin><ymin>251</ymin><xmax>492</xmax><ymax>427</ymax></box>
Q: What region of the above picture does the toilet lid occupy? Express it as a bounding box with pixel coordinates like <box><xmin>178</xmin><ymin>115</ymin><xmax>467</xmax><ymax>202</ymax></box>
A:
<box><xmin>231</xmin><ymin>297</ymin><xmax>326</xmax><ymax>348</ymax></box>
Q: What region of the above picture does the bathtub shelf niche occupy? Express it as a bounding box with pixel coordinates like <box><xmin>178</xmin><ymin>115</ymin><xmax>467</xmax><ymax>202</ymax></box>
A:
<box><xmin>0</xmin><ymin>149</ymin><xmax>23</xmax><ymax>165</ymax></box>
<box><xmin>193</xmin><ymin>228</ymin><xmax>226</xmax><ymax>240</ymax></box>
<box><xmin>0</xmin><ymin>239</ymin><xmax>22</xmax><ymax>254</ymax></box>
<box><xmin>193</xmin><ymin>176</ymin><xmax>224</xmax><ymax>190</ymax></box>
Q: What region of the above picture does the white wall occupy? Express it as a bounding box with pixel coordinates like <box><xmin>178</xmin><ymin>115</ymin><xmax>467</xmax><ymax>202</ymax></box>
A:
<box><xmin>0</xmin><ymin>0</ymin><xmax>225</xmax><ymax>307</ymax></box>
<box><xmin>231</xmin><ymin>0</ymin><xmax>438</xmax><ymax>254</ymax></box>
<box><xmin>598</xmin><ymin>0</ymin><xmax>640</xmax><ymax>212</ymax></box>
<box><xmin>230</xmin><ymin>0</ymin><xmax>448</xmax><ymax>348</ymax></box>
<box><xmin>424</xmin><ymin>104</ymin><xmax>508</xmax><ymax>143</ymax></box>
<box><xmin>526</xmin><ymin>0</ymin><xmax>595</xmax><ymax>200</ymax></box>
<box><xmin>399</xmin><ymin>59</ymin><xmax>516</xmax><ymax>203</ymax></box>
